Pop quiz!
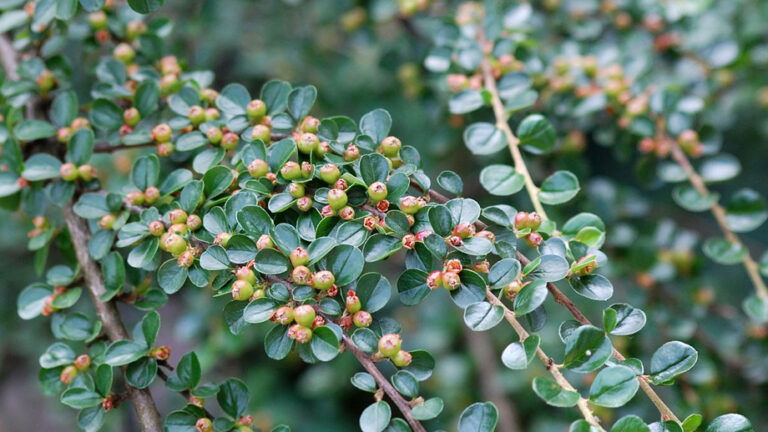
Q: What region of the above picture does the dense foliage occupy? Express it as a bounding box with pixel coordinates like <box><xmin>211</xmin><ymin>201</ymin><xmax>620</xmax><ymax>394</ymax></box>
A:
<box><xmin>1</xmin><ymin>0</ymin><xmax>766</xmax><ymax>431</ymax></box>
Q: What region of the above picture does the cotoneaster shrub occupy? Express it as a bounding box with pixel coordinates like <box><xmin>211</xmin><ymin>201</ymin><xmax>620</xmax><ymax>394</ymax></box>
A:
<box><xmin>0</xmin><ymin>0</ymin><xmax>762</xmax><ymax>431</ymax></box>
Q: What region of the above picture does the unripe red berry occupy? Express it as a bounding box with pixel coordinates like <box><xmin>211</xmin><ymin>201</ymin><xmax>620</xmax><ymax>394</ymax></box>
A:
<box><xmin>399</xmin><ymin>196</ymin><xmax>423</xmax><ymax>214</ymax></box>
<box><xmin>187</xmin><ymin>105</ymin><xmax>206</xmax><ymax>126</ymax></box>
<box><xmin>196</xmin><ymin>418</ymin><xmax>213</xmax><ymax>432</ymax></box>
<box><xmin>231</xmin><ymin>279</ymin><xmax>254</xmax><ymax>301</ymax></box>
<box><xmin>144</xmin><ymin>186</ymin><xmax>160</xmax><ymax>204</ymax></box>
<box><xmin>257</xmin><ymin>234</ymin><xmax>274</xmax><ymax>250</ymax></box>
<box><xmin>321</xmin><ymin>205</ymin><xmax>335</xmax><ymax>218</ymax></box>
<box><xmin>113</xmin><ymin>43</ymin><xmax>135</xmax><ymax>64</ymax></box>
<box><xmin>152</xmin><ymin>124</ymin><xmax>172</xmax><ymax>143</ymax></box>
<box><xmin>514</xmin><ymin>211</ymin><xmax>529</xmax><ymax>230</ymax></box>
<box><xmin>78</xmin><ymin>164</ymin><xmax>96</xmax><ymax>182</ymax></box>
<box><xmin>453</xmin><ymin>222</ymin><xmax>476</xmax><ymax>238</ymax></box>
<box><xmin>250</xmin><ymin>124</ymin><xmax>271</xmax><ymax>143</ymax></box>
<box><xmin>205</xmin><ymin>126</ymin><xmax>224</xmax><ymax>144</ymax></box>
<box><xmin>60</xmin><ymin>365</ymin><xmax>78</xmax><ymax>384</ymax></box>
<box><xmin>363</xmin><ymin>216</ymin><xmax>378</xmax><ymax>231</ymax></box>
<box><xmin>377</xmin><ymin>200</ymin><xmax>390</xmax><ymax>212</ymax></box>
<box><xmin>379</xmin><ymin>136</ymin><xmax>401</xmax><ymax>157</ymax></box>
<box><xmin>160</xmin><ymin>55</ymin><xmax>181</xmax><ymax>75</ymax></box>
<box><xmin>248</xmin><ymin>159</ymin><xmax>269</xmax><ymax>178</ymax></box>
<box><xmin>475</xmin><ymin>230</ymin><xmax>496</xmax><ymax>242</ymax></box>
<box><xmin>32</xmin><ymin>216</ymin><xmax>48</xmax><ymax>229</ymax></box>
<box><xmin>74</xmin><ymin>354</ymin><xmax>91</xmax><ymax>371</ymax></box>
<box><xmin>125</xmin><ymin>190</ymin><xmax>145</xmax><ymax>206</ymax></box>
<box><xmin>294</xmin><ymin>305</ymin><xmax>316</xmax><ymax>328</ymax></box>
<box><xmin>235</xmin><ymin>266</ymin><xmax>257</xmax><ymax>284</ymax></box>
<box><xmin>271</xmin><ymin>306</ymin><xmax>295</xmax><ymax>325</ymax></box>
<box><xmin>292</xmin><ymin>265</ymin><xmax>313</xmax><ymax>285</ymax></box>
<box><xmin>391</xmin><ymin>350</ymin><xmax>413</xmax><ymax>367</ymax></box>
<box><xmin>246</xmin><ymin>99</ymin><xmax>266</xmax><ymax>122</ymax></box>
<box><xmin>280</xmin><ymin>161</ymin><xmax>301</xmax><ymax>181</ymax></box>
<box><xmin>311</xmin><ymin>315</ymin><xmax>326</xmax><ymax>329</ymax></box>
<box><xmin>157</xmin><ymin>142</ymin><xmax>174</xmax><ymax>157</ymax></box>
<box><xmin>290</xmin><ymin>247</ymin><xmax>309</xmax><ymax>267</ymax></box>
<box><xmin>36</xmin><ymin>69</ymin><xmax>55</xmax><ymax>92</ymax></box>
<box><xmin>221</xmin><ymin>132</ymin><xmax>239</xmax><ymax>151</ymax></box>
<box><xmin>236</xmin><ymin>415</ymin><xmax>254</xmax><ymax>427</ymax></box>
<box><xmin>300</xmin><ymin>116</ymin><xmax>320</xmax><ymax>133</ymax></box>
<box><xmin>401</xmin><ymin>234</ymin><xmax>416</xmax><ymax>249</ymax></box>
<box><xmin>57</xmin><ymin>127</ymin><xmax>72</xmax><ymax>143</ymax></box>
<box><xmin>444</xmin><ymin>259</ymin><xmax>463</xmax><ymax>273</ymax></box>
<box><xmin>473</xmin><ymin>260</ymin><xmax>490</xmax><ymax>273</ymax></box>
<box><xmin>353</xmin><ymin>310</ymin><xmax>372</xmax><ymax>328</ymax></box>
<box><xmin>126</xmin><ymin>20</ymin><xmax>147</xmax><ymax>40</ymax></box>
<box><xmin>314</xmin><ymin>165</ymin><xmax>339</xmax><ymax>185</ymax></box>
<box><xmin>288</xmin><ymin>182</ymin><xmax>305</xmax><ymax>199</ymax></box>
<box><xmin>446</xmin><ymin>74</ymin><xmax>469</xmax><ymax>92</ymax></box>
<box><xmin>442</xmin><ymin>271</ymin><xmax>461</xmax><ymax>290</ymax></box>
<box><xmin>149</xmin><ymin>346</ymin><xmax>171</xmax><ymax>361</ymax></box>
<box><xmin>169</xmin><ymin>222</ymin><xmax>188</xmax><ymax>235</ymax></box>
<box><xmin>177</xmin><ymin>250</ymin><xmax>195</xmax><ymax>268</ymax></box>
<box><xmin>296</xmin><ymin>196</ymin><xmax>313</xmax><ymax>212</ymax></box>
<box><xmin>504</xmin><ymin>280</ymin><xmax>528</xmax><ymax>299</ymax></box>
<box><xmin>71</xmin><ymin>117</ymin><xmax>90</xmax><ymax>130</ymax></box>
<box><xmin>334</xmin><ymin>178</ymin><xmax>348</xmax><ymax>191</ymax></box>
<box><xmin>378</xmin><ymin>333</ymin><xmax>402</xmax><ymax>358</ymax></box>
<box><xmin>327</xmin><ymin>188</ymin><xmax>348</xmax><ymax>211</ymax></box>
<box><xmin>200</xmin><ymin>88</ymin><xmax>218</xmax><ymax>105</ymax></box>
<box><xmin>313</xmin><ymin>270</ymin><xmax>335</xmax><ymax>290</ymax></box>
<box><xmin>527</xmin><ymin>213</ymin><xmax>542</xmax><ymax>231</ymax></box>
<box><xmin>368</xmin><ymin>181</ymin><xmax>388</xmax><ymax>202</ymax></box>
<box><xmin>169</xmin><ymin>209</ymin><xmax>188</xmax><ymax>224</ymax></box>
<box><xmin>297</xmin><ymin>132</ymin><xmax>319</xmax><ymax>154</ymax></box>
<box><xmin>60</xmin><ymin>162</ymin><xmax>78</xmax><ymax>181</ymax></box>
<box><xmin>316</xmin><ymin>140</ymin><xmax>331</xmax><ymax>157</ymax></box>
<box><xmin>162</xmin><ymin>233</ymin><xmax>187</xmax><ymax>256</ymax></box>
<box><xmin>88</xmin><ymin>11</ymin><xmax>107</xmax><ymax>30</ymax></box>
<box><xmin>148</xmin><ymin>220</ymin><xmax>165</xmax><ymax>237</ymax></box>
<box><xmin>525</xmin><ymin>232</ymin><xmax>543</xmax><ymax>248</ymax></box>
<box><xmin>339</xmin><ymin>206</ymin><xmax>355</xmax><ymax>220</ymax></box>
<box><xmin>344</xmin><ymin>144</ymin><xmax>360</xmax><ymax>161</ymax></box>
<box><xmin>205</xmin><ymin>108</ymin><xmax>220</xmax><ymax>121</ymax></box>
<box><xmin>300</xmin><ymin>161</ymin><xmax>313</xmax><ymax>179</ymax></box>
<box><xmin>571</xmin><ymin>255</ymin><xmax>598</xmax><ymax>276</ymax></box>
<box><xmin>415</xmin><ymin>230</ymin><xmax>432</xmax><ymax>242</ymax></box>
<box><xmin>426</xmin><ymin>271</ymin><xmax>443</xmax><ymax>290</ymax></box>
<box><xmin>102</xmin><ymin>396</ymin><xmax>114</xmax><ymax>411</ymax></box>
<box><xmin>346</xmin><ymin>291</ymin><xmax>362</xmax><ymax>313</ymax></box>
<box><xmin>214</xmin><ymin>232</ymin><xmax>232</xmax><ymax>247</ymax></box>
<box><xmin>449</xmin><ymin>235</ymin><xmax>463</xmax><ymax>247</ymax></box>
<box><xmin>98</xmin><ymin>214</ymin><xmax>116</xmax><ymax>230</ymax></box>
<box><xmin>288</xmin><ymin>324</ymin><xmax>313</xmax><ymax>344</ymax></box>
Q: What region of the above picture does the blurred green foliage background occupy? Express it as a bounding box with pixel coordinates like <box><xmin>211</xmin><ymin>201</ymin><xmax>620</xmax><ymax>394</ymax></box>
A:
<box><xmin>2</xmin><ymin>0</ymin><xmax>768</xmax><ymax>430</ymax></box>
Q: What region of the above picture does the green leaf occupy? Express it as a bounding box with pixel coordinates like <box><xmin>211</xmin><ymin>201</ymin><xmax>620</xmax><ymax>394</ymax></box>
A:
<box><xmin>310</xmin><ymin>326</ymin><xmax>340</xmax><ymax>361</ymax></box>
<box><xmin>501</xmin><ymin>335</ymin><xmax>539</xmax><ymax>370</ymax></box>
<box><xmin>50</xmin><ymin>91</ymin><xmax>78</xmax><ymax>127</ymax></box>
<box><xmin>360</xmin><ymin>109</ymin><xmax>391</xmax><ymax>145</ymax></box>
<box><xmin>724</xmin><ymin>189</ymin><xmax>767</xmax><ymax>232</ymax></box>
<box><xmin>287</xmin><ymin>85</ymin><xmax>317</xmax><ymax>119</ymax></box>
<box><xmin>589</xmin><ymin>365</ymin><xmax>639</xmax><ymax>407</ymax></box>
<box><xmin>458</xmin><ymin>402</ymin><xmax>499</xmax><ymax>432</ymax></box>
<box><xmin>359</xmin><ymin>153</ymin><xmax>390</xmax><ymax>185</ymax></box>
<box><xmin>464</xmin><ymin>301</ymin><xmax>504</xmax><ymax>331</ymax></box>
<box><xmin>411</xmin><ymin>397</ymin><xmax>444</xmax><ymax>421</ymax></box>
<box><xmin>127</xmin><ymin>237</ymin><xmax>158</xmax><ymax>269</ymax></box>
<box><xmin>464</xmin><ymin>122</ymin><xmax>505</xmax><ymax>155</ymax></box>
<box><xmin>351</xmin><ymin>372</ymin><xmax>377</xmax><ymax>393</ymax></box>
<box><xmin>539</xmin><ymin>171</ymin><xmax>580</xmax><ymax>205</ymax></box>
<box><xmin>135</xmin><ymin>80</ymin><xmax>160</xmax><ymax>117</ymax></box>
<box><xmin>202</xmin><ymin>165</ymin><xmax>235</xmax><ymax>199</ymax></box>
<box><xmin>89</xmin><ymin>98</ymin><xmax>123</xmax><ymax>131</ymax></box>
<box><xmin>39</xmin><ymin>342</ymin><xmax>75</xmax><ymax>368</ymax></box>
<box><xmin>125</xmin><ymin>357</ymin><xmax>157</xmax><ymax>389</ymax></box>
<box><xmin>611</xmin><ymin>415</ymin><xmax>650</xmax><ymax>432</ymax></box>
<box><xmin>15</xmin><ymin>120</ymin><xmax>56</xmax><ymax>141</ymax></box>
<box><xmin>569</xmin><ymin>274</ymin><xmax>614</xmax><ymax>301</ymax></box>
<box><xmin>682</xmin><ymin>414</ymin><xmax>703</xmax><ymax>432</ymax></box>
<box><xmin>700</xmin><ymin>154</ymin><xmax>741</xmax><ymax>183</ymax></box>
<box><xmin>73</xmin><ymin>193</ymin><xmax>110</xmax><ymax>219</ymax></box>
<box><xmin>437</xmin><ymin>171</ymin><xmax>463</xmax><ymax>196</ymax></box>
<box><xmin>404</xmin><ymin>350</ymin><xmax>435</xmax><ymax>381</ymax></box>
<box><xmin>428</xmin><ymin>205</ymin><xmax>454</xmax><ymax>237</ymax></box>
<box><xmin>450</xmin><ymin>90</ymin><xmax>484</xmax><ymax>114</ymax></box>
<box><xmin>17</xmin><ymin>282</ymin><xmax>51</xmax><ymax>319</ymax></box>
<box><xmin>157</xmin><ymin>259</ymin><xmax>188</xmax><ymax>294</ymax></box>
<box><xmin>22</xmin><ymin>153</ymin><xmax>62</xmax><ymax>181</ymax></box>
<box><xmin>517</xmin><ymin>114</ymin><xmax>555</xmax><ymax>154</ymax></box>
<box><xmin>102</xmin><ymin>251</ymin><xmax>125</xmax><ymax>296</ymax></box>
<box><xmin>532</xmin><ymin>377</ymin><xmax>579</xmax><ymax>407</ymax></box>
<box><xmin>479</xmin><ymin>164</ymin><xmax>525</xmax><ymax>196</ymax></box>
<box><xmin>243</xmin><ymin>298</ymin><xmax>281</xmax><ymax>323</ymax></box>
<box><xmin>254</xmin><ymin>248</ymin><xmax>290</xmax><ymax>275</ymax></box>
<box><xmin>141</xmin><ymin>311</ymin><xmax>160</xmax><ymax>347</ymax></box>
<box><xmin>67</xmin><ymin>128</ymin><xmax>94</xmax><ymax>166</ymax></box>
<box><xmin>360</xmin><ymin>401</ymin><xmax>391</xmax><ymax>432</ymax></box>
<box><xmin>354</xmin><ymin>272</ymin><xmax>391</xmax><ymax>313</ymax></box>
<box><xmin>321</xmin><ymin>244</ymin><xmax>364</xmax><ymax>286</ymax></box>
<box><xmin>702</xmin><ymin>238</ymin><xmax>746</xmax><ymax>265</ymax></box>
<box><xmin>513</xmin><ymin>279</ymin><xmax>547</xmax><ymax>315</ymax></box>
<box><xmin>672</xmin><ymin>185</ymin><xmax>719</xmax><ymax>212</ymax></box>
<box><xmin>217</xmin><ymin>378</ymin><xmax>249</xmax><ymax>418</ymax></box>
<box><xmin>0</xmin><ymin>10</ymin><xmax>29</xmax><ymax>34</ymax></box>
<box><xmin>363</xmin><ymin>234</ymin><xmax>401</xmax><ymax>262</ymax></box>
<box><xmin>609</xmin><ymin>304</ymin><xmax>646</xmax><ymax>336</ymax></box>
<box><xmin>488</xmin><ymin>258</ymin><xmax>521</xmax><ymax>289</ymax></box>
<box><xmin>649</xmin><ymin>341</ymin><xmax>698</xmax><ymax>384</ymax></box>
<box><xmin>563</xmin><ymin>325</ymin><xmax>613</xmax><ymax>373</ymax></box>
<box><xmin>200</xmin><ymin>245</ymin><xmax>231</xmax><ymax>271</ymax></box>
<box><xmin>397</xmin><ymin>269</ymin><xmax>430</xmax><ymax>306</ymax></box>
<box><xmin>391</xmin><ymin>370</ymin><xmax>419</xmax><ymax>398</ymax></box>
<box><xmin>103</xmin><ymin>340</ymin><xmax>147</xmax><ymax>366</ymax></box>
<box><xmin>705</xmin><ymin>414</ymin><xmax>753</xmax><ymax>432</ymax></box>
<box><xmin>126</xmin><ymin>0</ymin><xmax>164</xmax><ymax>13</ymax></box>
<box><xmin>264</xmin><ymin>325</ymin><xmax>293</xmax><ymax>360</ymax></box>
<box><xmin>60</xmin><ymin>388</ymin><xmax>103</xmax><ymax>409</ymax></box>
<box><xmin>743</xmin><ymin>295</ymin><xmax>768</xmax><ymax>324</ymax></box>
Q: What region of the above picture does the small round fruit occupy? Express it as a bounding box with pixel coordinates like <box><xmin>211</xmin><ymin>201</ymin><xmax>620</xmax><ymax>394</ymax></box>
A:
<box><xmin>60</xmin><ymin>162</ymin><xmax>78</xmax><ymax>181</ymax></box>
<box><xmin>246</xmin><ymin>99</ymin><xmax>266</xmax><ymax>122</ymax></box>
<box><xmin>294</xmin><ymin>305</ymin><xmax>316</xmax><ymax>328</ymax></box>
<box><xmin>312</xmin><ymin>270</ymin><xmax>335</xmax><ymax>290</ymax></box>
<box><xmin>327</xmin><ymin>188</ymin><xmax>348</xmax><ymax>211</ymax></box>
<box><xmin>367</xmin><ymin>182</ymin><xmax>388</xmax><ymax>202</ymax></box>
<box><xmin>248</xmin><ymin>159</ymin><xmax>269</xmax><ymax>178</ymax></box>
<box><xmin>378</xmin><ymin>334</ymin><xmax>402</xmax><ymax>358</ymax></box>
<box><xmin>379</xmin><ymin>136</ymin><xmax>401</xmax><ymax>157</ymax></box>
<box><xmin>231</xmin><ymin>280</ymin><xmax>254</xmax><ymax>301</ymax></box>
